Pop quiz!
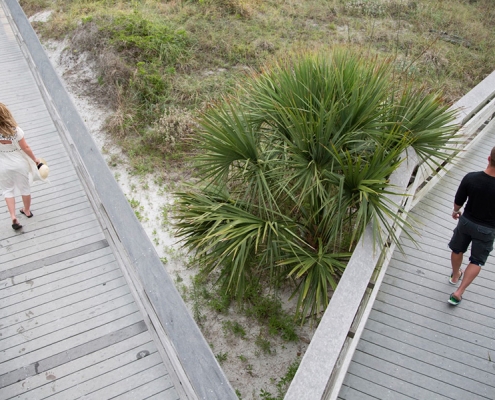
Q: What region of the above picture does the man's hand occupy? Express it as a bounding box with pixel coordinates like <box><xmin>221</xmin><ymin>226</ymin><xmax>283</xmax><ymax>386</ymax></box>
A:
<box><xmin>452</xmin><ymin>208</ymin><xmax>462</xmax><ymax>220</ymax></box>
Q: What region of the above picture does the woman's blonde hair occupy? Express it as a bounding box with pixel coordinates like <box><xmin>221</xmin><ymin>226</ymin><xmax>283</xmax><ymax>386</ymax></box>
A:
<box><xmin>0</xmin><ymin>102</ymin><xmax>18</xmax><ymax>137</ymax></box>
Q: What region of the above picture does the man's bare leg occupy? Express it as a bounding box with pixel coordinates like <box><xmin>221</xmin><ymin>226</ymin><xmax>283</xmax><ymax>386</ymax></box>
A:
<box><xmin>452</xmin><ymin>262</ymin><xmax>481</xmax><ymax>300</ymax></box>
<box><xmin>450</xmin><ymin>251</ymin><xmax>463</xmax><ymax>283</ymax></box>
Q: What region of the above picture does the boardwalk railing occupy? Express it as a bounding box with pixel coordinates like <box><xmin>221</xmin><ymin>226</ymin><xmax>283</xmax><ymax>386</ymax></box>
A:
<box><xmin>285</xmin><ymin>70</ymin><xmax>495</xmax><ymax>400</ymax></box>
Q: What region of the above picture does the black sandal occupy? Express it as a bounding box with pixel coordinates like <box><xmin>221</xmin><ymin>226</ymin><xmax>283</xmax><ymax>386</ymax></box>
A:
<box><xmin>20</xmin><ymin>209</ymin><xmax>33</xmax><ymax>218</ymax></box>
<box><xmin>12</xmin><ymin>219</ymin><xmax>23</xmax><ymax>230</ymax></box>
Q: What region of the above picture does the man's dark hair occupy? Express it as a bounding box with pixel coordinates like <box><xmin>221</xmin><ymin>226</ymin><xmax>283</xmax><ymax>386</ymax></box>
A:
<box><xmin>491</xmin><ymin>146</ymin><xmax>495</xmax><ymax>167</ymax></box>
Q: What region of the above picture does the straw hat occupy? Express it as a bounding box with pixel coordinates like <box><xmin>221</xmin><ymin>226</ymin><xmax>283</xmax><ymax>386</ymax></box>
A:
<box><xmin>37</xmin><ymin>158</ymin><xmax>50</xmax><ymax>180</ymax></box>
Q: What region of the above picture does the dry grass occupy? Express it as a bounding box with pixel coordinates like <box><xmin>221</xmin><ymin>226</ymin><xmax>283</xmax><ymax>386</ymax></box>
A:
<box><xmin>24</xmin><ymin>1</ymin><xmax>494</xmax><ymax>110</ymax></box>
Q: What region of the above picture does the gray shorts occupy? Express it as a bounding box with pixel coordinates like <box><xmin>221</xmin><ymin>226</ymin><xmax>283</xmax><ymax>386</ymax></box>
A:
<box><xmin>448</xmin><ymin>215</ymin><xmax>495</xmax><ymax>266</ymax></box>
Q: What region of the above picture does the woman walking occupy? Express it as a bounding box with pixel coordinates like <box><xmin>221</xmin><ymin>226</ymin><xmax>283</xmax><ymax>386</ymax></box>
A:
<box><xmin>0</xmin><ymin>102</ymin><xmax>41</xmax><ymax>230</ymax></box>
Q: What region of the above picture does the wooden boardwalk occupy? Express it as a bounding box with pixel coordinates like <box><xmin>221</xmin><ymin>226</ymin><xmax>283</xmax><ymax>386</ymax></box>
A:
<box><xmin>0</xmin><ymin>5</ymin><xmax>183</xmax><ymax>400</ymax></box>
<box><xmin>338</xmin><ymin>123</ymin><xmax>495</xmax><ymax>397</ymax></box>
<box><xmin>3</xmin><ymin>2</ymin><xmax>495</xmax><ymax>400</ymax></box>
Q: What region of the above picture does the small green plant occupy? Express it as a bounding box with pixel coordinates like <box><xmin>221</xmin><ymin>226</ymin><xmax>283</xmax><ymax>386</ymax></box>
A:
<box><xmin>259</xmin><ymin>389</ymin><xmax>277</xmax><ymax>400</ymax></box>
<box><xmin>108</xmin><ymin>153</ymin><xmax>120</xmax><ymax>167</ymax></box>
<box><xmin>259</xmin><ymin>358</ymin><xmax>301</xmax><ymax>399</ymax></box>
<box><xmin>134</xmin><ymin>210</ymin><xmax>144</xmax><ymax>221</ymax></box>
<box><xmin>222</xmin><ymin>320</ymin><xmax>246</xmax><ymax>339</ymax></box>
<box><xmin>244</xmin><ymin>288</ymin><xmax>298</xmax><ymax>342</ymax></box>
<box><xmin>215</xmin><ymin>352</ymin><xmax>228</xmax><ymax>363</ymax></box>
<box><xmin>255</xmin><ymin>334</ymin><xmax>272</xmax><ymax>355</ymax></box>
<box><xmin>238</xmin><ymin>354</ymin><xmax>247</xmax><ymax>362</ymax></box>
<box><xmin>161</xmin><ymin>204</ymin><xmax>170</xmax><ymax>226</ymax></box>
<box><xmin>208</xmin><ymin>290</ymin><xmax>231</xmax><ymax>313</ymax></box>
<box><xmin>128</xmin><ymin>198</ymin><xmax>140</xmax><ymax>209</ymax></box>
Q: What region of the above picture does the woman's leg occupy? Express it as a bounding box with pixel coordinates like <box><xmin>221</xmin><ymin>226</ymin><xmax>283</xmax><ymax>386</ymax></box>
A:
<box><xmin>21</xmin><ymin>194</ymin><xmax>32</xmax><ymax>216</ymax></box>
<box><xmin>5</xmin><ymin>196</ymin><xmax>17</xmax><ymax>221</ymax></box>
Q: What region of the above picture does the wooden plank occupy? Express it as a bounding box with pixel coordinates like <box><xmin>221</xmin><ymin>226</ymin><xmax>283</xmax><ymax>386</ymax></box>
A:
<box><xmin>387</xmin><ymin>260</ymin><xmax>495</xmax><ymax>301</ymax></box>
<box><xmin>1</xmin><ymin>279</ymin><xmax>129</xmax><ymax>344</ymax></box>
<box><xmin>0</xmin><ymin>229</ymin><xmax>106</xmax><ymax>269</ymax></box>
<box><xmin>1</xmin><ymin>330</ymin><xmax>154</xmax><ymax>398</ymax></box>
<box><xmin>1</xmin><ymin>267</ymin><xmax>122</xmax><ymax>314</ymax></box>
<box><xmin>114</xmin><ymin>377</ymin><xmax>179</xmax><ymax>400</ymax></box>
<box><xmin>85</xmin><ymin>363</ymin><xmax>174</xmax><ymax>400</ymax></box>
<box><xmin>145</xmin><ymin>389</ymin><xmax>182</xmax><ymax>400</ymax></box>
<box><xmin>0</xmin><ymin>276</ymin><xmax>128</xmax><ymax>334</ymax></box>
<box><xmin>367</xmin><ymin>308</ymin><xmax>495</xmax><ymax>362</ymax></box>
<box><xmin>349</xmin><ymin>348</ymin><xmax>493</xmax><ymax>400</ymax></box>
<box><xmin>345</xmin><ymin>359</ymin><xmax>451</xmax><ymax>400</ymax></box>
<box><xmin>45</xmin><ymin>352</ymin><xmax>165</xmax><ymax>400</ymax></box>
<box><xmin>386</xmin><ymin>263</ymin><xmax>495</xmax><ymax>304</ymax></box>
<box><xmin>377</xmin><ymin>282</ymin><xmax>495</xmax><ymax>335</ymax></box>
<box><xmin>371</xmin><ymin>297</ymin><xmax>495</xmax><ymax>351</ymax></box>
<box><xmin>0</xmin><ymin>321</ymin><xmax>149</xmax><ymax>389</ymax></box>
<box><xmin>0</xmin><ymin>240</ymin><xmax>110</xmax><ymax>281</ymax></box>
<box><xmin>0</xmin><ymin>245</ymin><xmax>113</xmax><ymax>299</ymax></box>
<box><xmin>0</xmin><ymin>219</ymin><xmax>101</xmax><ymax>259</ymax></box>
<box><xmin>0</xmin><ymin>246</ymin><xmax>114</xmax><ymax>295</ymax></box>
<box><xmin>339</xmin><ymin>377</ymin><xmax>411</xmax><ymax>400</ymax></box>
<box><xmin>362</xmin><ymin>318</ymin><xmax>495</xmax><ymax>380</ymax></box>
<box><xmin>0</xmin><ymin>311</ymin><xmax>144</xmax><ymax>375</ymax></box>
<box><xmin>0</xmin><ymin>205</ymin><xmax>97</xmax><ymax>257</ymax></box>
<box><xmin>358</xmin><ymin>332</ymin><xmax>494</xmax><ymax>396</ymax></box>
<box><xmin>24</xmin><ymin>350</ymin><xmax>164</xmax><ymax>400</ymax></box>
<box><xmin>1</xmin><ymin>293</ymin><xmax>136</xmax><ymax>352</ymax></box>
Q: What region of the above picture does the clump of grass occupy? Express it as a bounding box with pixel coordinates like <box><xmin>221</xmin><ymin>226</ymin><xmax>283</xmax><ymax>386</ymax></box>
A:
<box><xmin>259</xmin><ymin>358</ymin><xmax>301</xmax><ymax>399</ymax></box>
<box><xmin>222</xmin><ymin>320</ymin><xmax>247</xmax><ymax>339</ymax></box>
<box><xmin>19</xmin><ymin>0</ymin><xmax>51</xmax><ymax>16</ymax></box>
<box><xmin>244</xmin><ymin>288</ymin><xmax>298</xmax><ymax>342</ymax></box>
<box><xmin>255</xmin><ymin>334</ymin><xmax>272</xmax><ymax>355</ymax></box>
<box><xmin>215</xmin><ymin>351</ymin><xmax>228</xmax><ymax>363</ymax></box>
<box><xmin>146</xmin><ymin>106</ymin><xmax>197</xmax><ymax>155</ymax></box>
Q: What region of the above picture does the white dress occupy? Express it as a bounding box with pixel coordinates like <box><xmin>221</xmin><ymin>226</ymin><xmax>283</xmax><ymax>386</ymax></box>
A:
<box><xmin>0</xmin><ymin>127</ymin><xmax>32</xmax><ymax>198</ymax></box>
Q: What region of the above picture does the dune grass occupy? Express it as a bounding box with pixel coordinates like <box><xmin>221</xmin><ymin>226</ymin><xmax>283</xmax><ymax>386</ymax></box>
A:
<box><xmin>20</xmin><ymin>0</ymin><xmax>495</xmax><ymax>173</ymax></box>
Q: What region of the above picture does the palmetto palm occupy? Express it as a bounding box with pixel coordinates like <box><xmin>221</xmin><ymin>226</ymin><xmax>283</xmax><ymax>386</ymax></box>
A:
<box><xmin>175</xmin><ymin>49</ymin><xmax>457</xmax><ymax>321</ymax></box>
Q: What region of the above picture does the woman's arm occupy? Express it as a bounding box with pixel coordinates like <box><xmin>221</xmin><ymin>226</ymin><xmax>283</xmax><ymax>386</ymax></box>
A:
<box><xmin>18</xmin><ymin>137</ymin><xmax>40</xmax><ymax>164</ymax></box>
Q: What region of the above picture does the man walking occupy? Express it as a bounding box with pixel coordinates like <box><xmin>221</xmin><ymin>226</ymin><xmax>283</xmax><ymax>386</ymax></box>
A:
<box><xmin>448</xmin><ymin>146</ymin><xmax>495</xmax><ymax>305</ymax></box>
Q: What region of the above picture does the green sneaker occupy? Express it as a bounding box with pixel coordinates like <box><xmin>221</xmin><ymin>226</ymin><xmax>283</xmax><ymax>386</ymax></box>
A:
<box><xmin>448</xmin><ymin>293</ymin><xmax>462</xmax><ymax>306</ymax></box>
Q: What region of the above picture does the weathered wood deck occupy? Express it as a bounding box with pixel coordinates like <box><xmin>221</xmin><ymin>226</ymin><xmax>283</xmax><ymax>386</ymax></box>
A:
<box><xmin>3</xmin><ymin>1</ymin><xmax>495</xmax><ymax>400</ymax></box>
<box><xmin>338</xmin><ymin>119</ymin><xmax>495</xmax><ymax>398</ymax></box>
<box><xmin>0</xmin><ymin>5</ymin><xmax>184</xmax><ymax>400</ymax></box>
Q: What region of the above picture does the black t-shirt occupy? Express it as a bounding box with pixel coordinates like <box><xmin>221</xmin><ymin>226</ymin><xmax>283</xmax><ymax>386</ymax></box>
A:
<box><xmin>455</xmin><ymin>171</ymin><xmax>495</xmax><ymax>228</ymax></box>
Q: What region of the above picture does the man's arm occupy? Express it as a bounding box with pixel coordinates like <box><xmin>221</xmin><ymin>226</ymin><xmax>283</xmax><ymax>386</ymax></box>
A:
<box><xmin>452</xmin><ymin>174</ymin><xmax>469</xmax><ymax>220</ymax></box>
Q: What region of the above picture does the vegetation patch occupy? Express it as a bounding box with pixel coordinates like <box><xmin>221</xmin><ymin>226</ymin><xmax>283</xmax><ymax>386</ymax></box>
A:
<box><xmin>174</xmin><ymin>49</ymin><xmax>457</xmax><ymax>322</ymax></box>
<box><xmin>22</xmin><ymin>0</ymin><xmax>495</xmax><ymax>176</ymax></box>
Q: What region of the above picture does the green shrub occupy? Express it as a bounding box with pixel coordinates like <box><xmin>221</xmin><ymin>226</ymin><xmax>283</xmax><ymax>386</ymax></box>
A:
<box><xmin>174</xmin><ymin>49</ymin><xmax>458</xmax><ymax>321</ymax></box>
